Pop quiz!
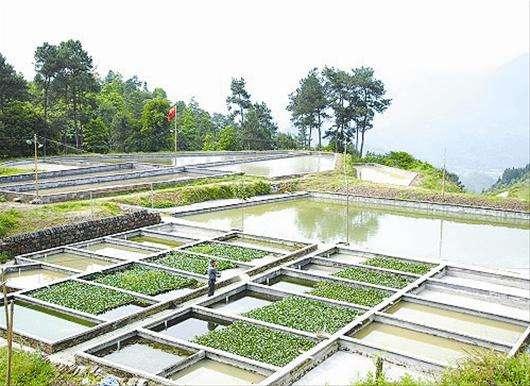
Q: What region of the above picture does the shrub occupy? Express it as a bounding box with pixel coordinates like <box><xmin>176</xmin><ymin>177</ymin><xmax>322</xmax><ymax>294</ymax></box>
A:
<box><xmin>153</xmin><ymin>252</ymin><xmax>237</xmax><ymax>274</ymax></box>
<box><xmin>439</xmin><ymin>352</ymin><xmax>530</xmax><ymax>386</ymax></box>
<box><xmin>91</xmin><ymin>264</ymin><xmax>201</xmax><ymax>296</ymax></box>
<box><xmin>0</xmin><ymin>209</ymin><xmax>20</xmax><ymax>238</ymax></box>
<box><xmin>244</xmin><ymin>296</ymin><xmax>358</xmax><ymax>333</ymax></box>
<box><xmin>193</xmin><ymin>321</ymin><xmax>315</xmax><ymax>366</ymax></box>
<box><xmin>118</xmin><ymin>178</ymin><xmax>272</xmax><ymax>208</ymax></box>
<box><xmin>364</xmin><ymin>257</ymin><xmax>434</xmax><ymax>275</ymax></box>
<box><xmin>0</xmin><ymin>348</ymin><xmax>56</xmax><ymax>386</ymax></box>
<box><xmin>334</xmin><ymin>267</ymin><xmax>413</xmax><ymax>289</ymax></box>
<box><xmin>30</xmin><ymin>281</ymin><xmax>137</xmax><ymax>315</ymax></box>
<box><xmin>309</xmin><ymin>281</ymin><xmax>388</xmax><ymax>307</ymax></box>
<box><xmin>184</xmin><ymin>242</ymin><xmax>269</xmax><ymax>262</ymax></box>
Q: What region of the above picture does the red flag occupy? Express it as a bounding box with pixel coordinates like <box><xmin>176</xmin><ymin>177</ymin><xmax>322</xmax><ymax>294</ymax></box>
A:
<box><xmin>167</xmin><ymin>106</ymin><xmax>176</xmax><ymax>122</ymax></box>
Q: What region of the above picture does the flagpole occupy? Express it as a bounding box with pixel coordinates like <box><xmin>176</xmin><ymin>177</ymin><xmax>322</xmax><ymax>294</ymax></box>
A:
<box><xmin>173</xmin><ymin>104</ymin><xmax>178</xmax><ymax>168</ymax></box>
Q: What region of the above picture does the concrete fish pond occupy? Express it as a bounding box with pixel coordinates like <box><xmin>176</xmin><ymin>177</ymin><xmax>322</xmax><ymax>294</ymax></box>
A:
<box><xmin>1</xmin><ymin>219</ymin><xmax>529</xmax><ymax>385</ymax></box>
<box><xmin>177</xmin><ymin>193</ymin><xmax>530</xmax><ymax>274</ymax></box>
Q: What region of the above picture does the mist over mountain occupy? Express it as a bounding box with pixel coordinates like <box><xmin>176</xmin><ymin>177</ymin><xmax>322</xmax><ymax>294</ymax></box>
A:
<box><xmin>368</xmin><ymin>53</ymin><xmax>529</xmax><ymax>192</ymax></box>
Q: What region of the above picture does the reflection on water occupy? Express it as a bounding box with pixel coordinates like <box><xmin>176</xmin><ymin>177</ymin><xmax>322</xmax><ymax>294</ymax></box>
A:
<box><xmin>181</xmin><ymin>198</ymin><xmax>530</xmax><ymax>272</ymax></box>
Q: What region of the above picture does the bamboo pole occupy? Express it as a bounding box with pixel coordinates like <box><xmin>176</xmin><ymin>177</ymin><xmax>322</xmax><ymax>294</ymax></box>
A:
<box><xmin>174</xmin><ymin>105</ymin><xmax>178</xmax><ymax>168</ymax></box>
<box><xmin>2</xmin><ymin>271</ymin><xmax>13</xmax><ymax>386</ymax></box>
<box><xmin>34</xmin><ymin>133</ymin><xmax>39</xmax><ymax>199</ymax></box>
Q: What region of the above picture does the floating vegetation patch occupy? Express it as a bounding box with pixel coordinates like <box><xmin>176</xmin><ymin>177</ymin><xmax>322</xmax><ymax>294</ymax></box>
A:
<box><xmin>244</xmin><ymin>296</ymin><xmax>358</xmax><ymax>333</ymax></box>
<box><xmin>334</xmin><ymin>267</ymin><xmax>413</xmax><ymax>289</ymax></box>
<box><xmin>154</xmin><ymin>252</ymin><xmax>237</xmax><ymax>275</ymax></box>
<box><xmin>193</xmin><ymin>321</ymin><xmax>315</xmax><ymax>366</ymax></box>
<box><xmin>363</xmin><ymin>256</ymin><xmax>434</xmax><ymax>275</ymax></box>
<box><xmin>309</xmin><ymin>281</ymin><xmax>388</xmax><ymax>307</ymax></box>
<box><xmin>185</xmin><ymin>242</ymin><xmax>270</xmax><ymax>262</ymax></box>
<box><xmin>30</xmin><ymin>281</ymin><xmax>137</xmax><ymax>315</ymax></box>
<box><xmin>91</xmin><ymin>265</ymin><xmax>200</xmax><ymax>296</ymax></box>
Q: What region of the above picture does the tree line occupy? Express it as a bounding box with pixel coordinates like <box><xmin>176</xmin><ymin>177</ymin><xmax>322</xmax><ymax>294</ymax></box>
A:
<box><xmin>287</xmin><ymin>67</ymin><xmax>391</xmax><ymax>155</ymax></box>
<box><xmin>0</xmin><ymin>39</ymin><xmax>390</xmax><ymax>158</ymax></box>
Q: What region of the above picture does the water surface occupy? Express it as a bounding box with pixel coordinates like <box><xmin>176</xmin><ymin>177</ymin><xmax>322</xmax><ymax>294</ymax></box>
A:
<box><xmin>215</xmin><ymin>154</ymin><xmax>337</xmax><ymax>177</ymax></box>
<box><xmin>182</xmin><ymin>198</ymin><xmax>529</xmax><ymax>272</ymax></box>
<box><xmin>170</xmin><ymin>359</ymin><xmax>265</xmax><ymax>385</ymax></box>
<box><xmin>4</xmin><ymin>268</ymin><xmax>69</xmax><ymax>289</ymax></box>
<box><xmin>41</xmin><ymin>251</ymin><xmax>115</xmax><ymax>272</ymax></box>
<box><xmin>352</xmin><ymin>322</ymin><xmax>490</xmax><ymax>365</ymax></box>
<box><xmin>0</xmin><ymin>301</ymin><xmax>95</xmax><ymax>341</ymax></box>
<box><xmin>385</xmin><ymin>301</ymin><xmax>525</xmax><ymax>344</ymax></box>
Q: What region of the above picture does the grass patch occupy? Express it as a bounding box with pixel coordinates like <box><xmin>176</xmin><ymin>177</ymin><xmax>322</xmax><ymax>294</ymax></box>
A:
<box><xmin>91</xmin><ymin>264</ymin><xmax>201</xmax><ymax>296</ymax></box>
<box><xmin>193</xmin><ymin>321</ymin><xmax>315</xmax><ymax>366</ymax></box>
<box><xmin>0</xmin><ymin>201</ymin><xmax>123</xmax><ymax>238</ymax></box>
<box><xmin>0</xmin><ymin>347</ymin><xmax>100</xmax><ymax>386</ymax></box>
<box><xmin>115</xmin><ymin>176</ymin><xmax>271</xmax><ymax>208</ymax></box>
<box><xmin>0</xmin><ymin>166</ymin><xmax>27</xmax><ymax>177</ymax></box>
<box><xmin>30</xmin><ymin>281</ymin><xmax>137</xmax><ymax>315</ymax></box>
<box><xmin>364</xmin><ymin>257</ymin><xmax>434</xmax><ymax>275</ymax></box>
<box><xmin>439</xmin><ymin>351</ymin><xmax>530</xmax><ymax>386</ymax></box>
<box><xmin>184</xmin><ymin>242</ymin><xmax>270</xmax><ymax>262</ymax></box>
<box><xmin>309</xmin><ymin>281</ymin><xmax>388</xmax><ymax>307</ymax></box>
<box><xmin>353</xmin><ymin>352</ymin><xmax>530</xmax><ymax>386</ymax></box>
<box><xmin>153</xmin><ymin>251</ymin><xmax>237</xmax><ymax>275</ymax></box>
<box><xmin>334</xmin><ymin>267</ymin><xmax>413</xmax><ymax>289</ymax></box>
<box><xmin>244</xmin><ymin>296</ymin><xmax>358</xmax><ymax>333</ymax></box>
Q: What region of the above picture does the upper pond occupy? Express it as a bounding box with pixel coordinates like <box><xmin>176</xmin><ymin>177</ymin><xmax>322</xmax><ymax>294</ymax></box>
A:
<box><xmin>180</xmin><ymin>198</ymin><xmax>529</xmax><ymax>273</ymax></box>
<box><xmin>214</xmin><ymin>154</ymin><xmax>337</xmax><ymax>177</ymax></box>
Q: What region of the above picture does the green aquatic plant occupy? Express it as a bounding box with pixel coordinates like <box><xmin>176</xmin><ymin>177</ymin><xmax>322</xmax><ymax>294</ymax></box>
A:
<box><xmin>334</xmin><ymin>267</ymin><xmax>413</xmax><ymax>289</ymax></box>
<box><xmin>30</xmin><ymin>281</ymin><xmax>136</xmax><ymax>315</ymax></box>
<box><xmin>363</xmin><ymin>256</ymin><xmax>434</xmax><ymax>275</ymax></box>
<box><xmin>244</xmin><ymin>296</ymin><xmax>358</xmax><ymax>333</ymax></box>
<box><xmin>193</xmin><ymin>321</ymin><xmax>315</xmax><ymax>366</ymax></box>
<box><xmin>153</xmin><ymin>251</ymin><xmax>237</xmax><ymax>275</ymax></box>
<box><xmin>185</xmin><ymin>242</ymin><xmax>269</xmax><ymax>262</ymax></box>
<box><xmin>91</xmin><ymin>264</ymin><xmax>201</xmax><ymax>296</ymax></box>
<box><xmin>310</xmin><ymin>281</ymin><xmax>388</xmax><ymax>307</ymax></box>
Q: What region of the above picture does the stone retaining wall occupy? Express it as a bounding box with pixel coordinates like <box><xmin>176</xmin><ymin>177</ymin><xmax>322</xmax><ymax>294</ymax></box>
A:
<box><xmin>0</xmin><ymin>210</ymin><xmax>161</xmax><ymax>256</ymax></box>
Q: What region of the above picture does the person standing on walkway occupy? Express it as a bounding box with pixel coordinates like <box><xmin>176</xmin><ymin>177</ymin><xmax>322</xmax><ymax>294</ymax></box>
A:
<box><xmin>207</xmin><ymin>259</ymin><xmax>220</xmax><ymax>296</ymax></box>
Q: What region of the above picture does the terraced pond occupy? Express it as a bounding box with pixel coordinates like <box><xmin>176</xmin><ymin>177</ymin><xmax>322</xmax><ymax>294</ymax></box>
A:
<box><xmin>181</xmin><ymin>197</ymin><xmax>530</xmax><ymax>273</ymax></box>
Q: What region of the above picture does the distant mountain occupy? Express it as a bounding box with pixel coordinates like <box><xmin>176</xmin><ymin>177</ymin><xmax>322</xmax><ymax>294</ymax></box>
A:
<box><xmin>369</xmin><ymin>54</ymin><xmax>530</xmax><ymax>192</ymax></box>
<box><xmin>488</xmin><ymin>163</ymin><xmax>530</xmax><ymax>192</ymax></box>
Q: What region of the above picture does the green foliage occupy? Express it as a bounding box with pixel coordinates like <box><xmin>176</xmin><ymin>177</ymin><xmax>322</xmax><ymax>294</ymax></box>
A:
<box><xmin>277</xmin><ymin>132</ymin><xmax>301</xmax><ymax>150</ymax></box>
<box><xmin>287</xmin><ymin>68</ymin><xmax>328</xmax><ymax>149</ymax></box>
<box><xmin>117</xmin><ymin>178</ymin><xmax>271</xmax><ymax>208</ymax></box>
<box><xmin>0</xmin><ymin>347</ymin><xmax>101</xmax><ymax>386</ymax></box>
<box><xmin>364</xmin><ymin>257</ymin><xmax>434</xmax><ymax>275</ymax></box>
<box><xmin>30</xmin><ymin>281</ymin><xmax>136</xmax><ymax>315</ymax></box>
<box><xmin>185</xmin><ymin>242</ymin><xmax>269</xmax><ymax>262</ymax></box>
<box><xmin>439</xmin><ymin>352</ymin><xmax>530</xmax><ymax>386</ymax></box>
<box><xmin>353</xmin><ymin>352</ymin><xmax>530</xmax><ymax>386</ymax></box>
<box><xmin>0</xmin><ymin>209</ymin><xmax>20</xmax><ymax>238</ymax></box>
<box><xmin>0</xmin><ymin>348</ymin><xmax>56</xmax><ymax>386</ymax></box>
<box><xmin>92</xmin><ymin>264</ymin><xmax>200</xmax><ymax>296</ymax></box>
<box><xmin>309</xmin><ymin>281</ymin><xmax>388</xmax><ymax>307</ymax></box>
<box><xmin>490</xmin><ymin>163</ymin><xmax>530</xmax><ymax>191</ymax></box>
<box><xmin>153</xmin><ymin>252</ymin><xmax>237</xmax><ymax>275</ymax></box>
<box><xmin>194</xmin><ymin>321</ymin><xmax>315</xmax><ymax>366</ymax></box>
<box><xmin>217</xmin><ymin>125</ymin><xmax>240</xmax><ymax>150</ymax></box>
<box><xmin>334</xmin><ymin>267</ymin><xmax>413</xmax><ymax>289</ymax></box>
<box><xmin>139</xmin><ymin>97</ymin><xmax>171</xmax><ymax>151</ymax></box>
<box><xmin>0</xmin><ymin>166</ymin><xmax>26</xmax><ymax>176</ymax></box>
<box><xmin>0</xmin><ymin>251</ymin><xmax>12</xmax><ymax>263</ymax></box>
<box><xmin>244</xmin><ymin>296</ymin><xmax>358</xmax><ymax>333</ymax></box>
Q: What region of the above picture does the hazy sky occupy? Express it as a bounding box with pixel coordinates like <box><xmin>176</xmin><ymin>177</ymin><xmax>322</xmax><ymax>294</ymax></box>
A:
<box><xmin>1</xmin><ymin>0</ymin><xmax>528</xmax><ymax>129</ymax></box>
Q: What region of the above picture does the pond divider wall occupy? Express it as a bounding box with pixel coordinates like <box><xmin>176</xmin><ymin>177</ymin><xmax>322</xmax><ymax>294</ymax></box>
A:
<box><xmin>0</xmin><ymin>210</ymin><xmax>161</xmax><ymax>256</ymax></box>
<box><xmin>0</xmin><ymin>162</ymin><xmax>134</xmax><ymax>184</ymax></box>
